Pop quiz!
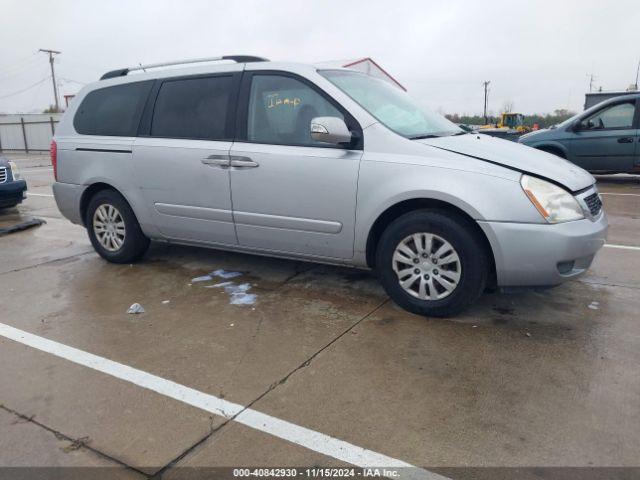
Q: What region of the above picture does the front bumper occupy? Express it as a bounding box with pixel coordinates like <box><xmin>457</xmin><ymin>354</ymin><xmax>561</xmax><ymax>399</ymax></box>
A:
<box><xmin>479</xmin><ymin>212</ymin><xmax>608</xmax><ymax>287</ymax></box>
<box><xmin>0</xmin><ymin>179</ymin><xmax>27</xmax><ymax>207</ymax></box>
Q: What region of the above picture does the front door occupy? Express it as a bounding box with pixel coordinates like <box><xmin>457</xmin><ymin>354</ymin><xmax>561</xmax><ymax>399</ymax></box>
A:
<box><xmin>570</xmin><ymin>100</ymin><xmax>638</xmax><ymax>172</ymax></box>
<box><xmin>133</xmin><ymin>72</ymin><xmax>241</xmax><ymax>245</ymax></box>
<box><xmin>229</xmin><ymin>72</ymin><xmax>363</xmax><ymax>259</ymax></box>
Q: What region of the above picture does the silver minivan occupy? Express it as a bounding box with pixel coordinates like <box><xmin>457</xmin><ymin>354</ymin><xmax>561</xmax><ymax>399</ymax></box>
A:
<box><xmin>52</xmin><ymin>56</ymin><xmax>608</xmax><ymax>316</ymax></box>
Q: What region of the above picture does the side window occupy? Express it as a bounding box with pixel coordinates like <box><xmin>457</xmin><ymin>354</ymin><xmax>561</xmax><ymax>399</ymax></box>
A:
<box><xmin>582</xmin><ymin>102</ymin><xmax>635</xmax><ymax>130</ymax></box>
<box><xmin>74</xmin><ymin>81</ymin><xmax>153</xmax><ymax>136</ymax></box>
<box><xmin>151</xmin><ymin>75</ymin><xmax>233</xmax><ymax>140</ymax></box>
<box><xmin>247</xmin><ymin>75</ymin><xmax>345</xmax><ymax>146</ymax></box>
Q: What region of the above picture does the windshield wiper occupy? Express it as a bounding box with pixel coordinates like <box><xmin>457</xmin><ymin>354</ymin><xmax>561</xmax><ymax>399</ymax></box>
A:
<box><xmin>451</xmin><ymin>130</ymin><xmax>471</xmax><ymax>136</ymax></box>
<box><xmin>409</xmin><ymin>134</ymin><xmax>440</xmax><ymax>140</ymax></box>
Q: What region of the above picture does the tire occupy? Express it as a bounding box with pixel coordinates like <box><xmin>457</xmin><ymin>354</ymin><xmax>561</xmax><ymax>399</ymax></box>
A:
<box><xmin>375</xmin><ymin>210</ymin><xmax>488</xmax><ymax>317</ymax></box>
<box><xmin>85</xmin><ymin>189</ymin><xmax>150</xmax><ymax>263</ymax></box>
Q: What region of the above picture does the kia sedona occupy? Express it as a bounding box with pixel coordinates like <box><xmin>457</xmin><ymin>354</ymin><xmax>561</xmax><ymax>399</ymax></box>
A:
<box><xmin>51</xmin><ymin>56</ymin><xmax>608</xmax><ymax>317</ymax></box>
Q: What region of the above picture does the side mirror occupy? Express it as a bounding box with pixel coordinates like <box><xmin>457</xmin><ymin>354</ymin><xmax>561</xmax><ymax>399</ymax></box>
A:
<box><xmin>572</xmin><ymin>120</ymin><xmax>583</xmax><ymax>132</ymax></box>
<box><xmin>310</xmin><ymin>116</ymin><xmax>352</xmax><ymax>145</ymax></box>
<box><xmin>579</xmin><ymin>118</ymin><xmax>603</xmax><ymax>130</ymax></box>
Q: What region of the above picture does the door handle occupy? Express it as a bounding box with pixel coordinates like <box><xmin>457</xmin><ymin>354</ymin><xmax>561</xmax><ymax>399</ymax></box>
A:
<box><xmin>201</xmin><ymin>155</ymin><xmax>230</xmax><ymax>167</ymax></box>
<box><xmin>617</xmin><ymin>137</ymin><xmax>633</xmax><ymax>143</ymax></box>
<box><xmin>229</xmin><ymin>156</ymin><xmax>259</xmax><ymax>168</ymax></box>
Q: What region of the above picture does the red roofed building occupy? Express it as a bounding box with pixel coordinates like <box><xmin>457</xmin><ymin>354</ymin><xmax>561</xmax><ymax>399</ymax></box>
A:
<box><xmin>315</xmin><ymin>57</ymin><xmax>406</xmax><ymax>91</ymax></box>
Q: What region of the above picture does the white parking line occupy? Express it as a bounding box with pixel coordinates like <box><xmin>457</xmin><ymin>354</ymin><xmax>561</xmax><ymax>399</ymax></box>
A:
<box><xmin>26</xmin><ymin>193</ymin><xmax>54</xmax><ymax>197</ymax></box>
<box><xmin>0</xmin><ymin>322</ymin><xmax>444</xmax><ymax>480</ymax></box>
<box><xmin>21</xmin><ymin>167</ymin><xmax>53</xmax><ymax>173</ymax></box>
<box><xmin>604</xmin><ymin>243</ymin><xmax>640</xmax><ymax>252</ymax></box>
<box><xmin>599</xmin><ymin>192</ymin><xmax>640</xmax><ymax>197</ymax></box>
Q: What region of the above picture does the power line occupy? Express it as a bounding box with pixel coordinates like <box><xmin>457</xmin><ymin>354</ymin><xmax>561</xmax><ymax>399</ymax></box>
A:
<box><xmin>0</xmin><ymin>77</ymin><xmax>50</xmax><ymax>100</ymax></box>
<box><xmin>59</xmin><ymin>77</ymin><xmax>87</xmax><ymax>86</ymax></box>
<box><xmin>0</xmin><ymin>52</ymin><xmax>39</xmax><ymax>72</ymax></box>
<box><xmin>29</xmin><ymin>70</ymin><xmax>49</xmax><ymax>112</ymax></box>
<box><xmin>39</xmin><ymin>49</ymin><xmax>61</xmax><ymax>112</ymax></box>
<box><xmin>0</xmin><ymin>55</ymin><xmax>42</xmax><ymax>82</ymax></box>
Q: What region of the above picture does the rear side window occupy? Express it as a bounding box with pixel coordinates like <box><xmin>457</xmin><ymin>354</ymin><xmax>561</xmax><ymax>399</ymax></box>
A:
<box><xmin>150</xmin><ymin>75</ymin><xmax>234</xmax><ymax>140</ymax></box>
<box><xmin>74</xmin><ymin>81</ymin><xmax>153</xmax><ymax>136</ymax></box>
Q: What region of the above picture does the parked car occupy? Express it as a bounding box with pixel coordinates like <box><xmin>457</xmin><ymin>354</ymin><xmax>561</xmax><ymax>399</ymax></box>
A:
<box><xmin>518</xmin><ymin>93</ymin><xmax>640</xmax><ymax>174</ymax></box>
<box><xmin>0</xmin><ymin>156</ymin><xmax>27</xmax><ymax>208</ymax></box>
<box><xmin>51</xmin><ymin>56</ymin><xmax>607</xmax><ymax>316</ymax></box>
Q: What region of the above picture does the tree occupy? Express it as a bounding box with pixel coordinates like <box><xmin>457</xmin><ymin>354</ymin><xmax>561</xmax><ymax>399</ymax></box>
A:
<box><xmin>43</xmin><ymin>105</ymin><xmax>60</xmax><ymax>113</ymax></box>
<box><xmin>502</xmin><ymin>100</ymin><xmax>515</xmax><ymax>113</ymax></box>
<box><xmin>445</xmin><ymin>109</ymin><xmax>576</xmax><ymax>129</ymax></box>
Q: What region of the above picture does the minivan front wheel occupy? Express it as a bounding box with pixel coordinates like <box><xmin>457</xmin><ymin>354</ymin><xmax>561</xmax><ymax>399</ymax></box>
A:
<box><xmin>376</xmin><ymin>210</ymin><xmax>487</xmax><ymax>317</ymax></box>
<box><xmin>86</xmin><ymin>189</ymin><xmax>150</xmax><ymax>263</ymax></box>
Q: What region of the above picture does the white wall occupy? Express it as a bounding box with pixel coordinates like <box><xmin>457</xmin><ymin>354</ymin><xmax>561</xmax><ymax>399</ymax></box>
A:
<box><xmin>0</xmin><ymin>113</ymin><xmax>63</xmax><ymax>152</ymax></box>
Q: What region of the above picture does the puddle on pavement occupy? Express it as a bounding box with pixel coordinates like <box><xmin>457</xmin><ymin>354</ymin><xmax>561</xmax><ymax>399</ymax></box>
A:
<box><xmin>191</xmin><ymin>269</ymin><xmax>257</xmax><ymax>306</ymax></box>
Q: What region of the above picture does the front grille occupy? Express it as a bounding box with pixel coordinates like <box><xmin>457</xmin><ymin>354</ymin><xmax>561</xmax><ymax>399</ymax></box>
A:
<box><xmin>584</xmin><ymin>192</ymin><xmax>602</xmax><ymax>217</ymax></box>
<box><xmin>0</xmin><ymin>167</ymin><xmax>6</xmax><ymax>183</ymax></box>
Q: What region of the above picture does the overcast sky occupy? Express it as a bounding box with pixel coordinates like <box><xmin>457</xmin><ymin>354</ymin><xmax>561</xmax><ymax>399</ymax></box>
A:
<box><xmin>1</xmin><ymin>0</ymin><xmax>639</xmax><ymax>115</ymax></box>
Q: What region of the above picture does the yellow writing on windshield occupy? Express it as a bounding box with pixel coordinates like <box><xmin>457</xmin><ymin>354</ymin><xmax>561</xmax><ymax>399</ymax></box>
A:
<box><xmin>266</xmin><ymin>93</ymin><xmax>301</xmax><ymax>109</ymax></box>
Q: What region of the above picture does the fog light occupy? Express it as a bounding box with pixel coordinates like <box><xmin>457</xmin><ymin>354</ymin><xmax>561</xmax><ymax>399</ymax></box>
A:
<box><xmin>557</xmin><ymin>261</ymin><xmax>575</xmax><ymax>274</ymax></box>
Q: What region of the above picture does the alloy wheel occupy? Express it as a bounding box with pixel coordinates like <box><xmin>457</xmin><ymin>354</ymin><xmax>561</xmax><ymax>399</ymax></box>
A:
<box><xmin>392</xmin><ymin>232</ymin><xmax>462</xmax><ymax>300</ymax></box>
<box><xmin>93</xmin><ymin>203</ymin><xmax>126</xmax><ymax>252</ymax></box>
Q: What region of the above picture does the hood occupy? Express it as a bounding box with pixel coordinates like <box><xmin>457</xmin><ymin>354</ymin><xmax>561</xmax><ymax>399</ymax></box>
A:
<box><xmin>518</xmin><ymin>128</ymin><xmax>550</xmax><ymax>141</ymax></box>
<box><xmin>417</xmin><ymin>133</ymin><xmax>594</xmax><ymax>192</ymax></box>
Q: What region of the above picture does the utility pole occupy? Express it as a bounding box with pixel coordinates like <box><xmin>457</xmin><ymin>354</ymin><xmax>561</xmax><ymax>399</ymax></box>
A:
<box><xmin>482</xmin><ymin>81</ymin><xmax>490</xmax><ymax>124</ymax></box>
<box><xmin>635</xmin><ymin>57</ymin><xmax>640</xmax><ymax>90</ymax></box>
<box><xmin>39</xmin><ymin>49</ymin><xmax>61</xmax><ymax>112</ymax></box>
<box><xmin>587</xmin><ymin>73</ymin><xmax>596</xmax><ymax>93</ymax></box>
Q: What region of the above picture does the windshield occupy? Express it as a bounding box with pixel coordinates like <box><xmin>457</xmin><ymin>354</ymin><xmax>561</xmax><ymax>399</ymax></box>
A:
<box><xmin>554</xmin><ymin>113</ymin><xmax>581</xmax><ymax>129</ymax></box>
<box><xmin>319</xmin><ymin>69</ymin><xmax>462</xmax><ymax>139</ymax></box>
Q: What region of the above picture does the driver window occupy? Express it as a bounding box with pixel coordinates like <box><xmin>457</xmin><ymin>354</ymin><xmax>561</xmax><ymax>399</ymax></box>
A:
<box><xmin>247</xmin><ymin>75</ymin><xmax>344</xmax><ymax>146</ymax></box>
<box><xmin>582</xmin><ymin>102</ymin><xmax>635</xmax><ymax>130</ymax></box>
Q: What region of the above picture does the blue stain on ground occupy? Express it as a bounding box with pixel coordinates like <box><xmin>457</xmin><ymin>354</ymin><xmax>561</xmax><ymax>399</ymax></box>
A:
<box><xmin>191</xmin><ymin>271</ymin><xmax>257</xmax><ymax>306</ymax></box>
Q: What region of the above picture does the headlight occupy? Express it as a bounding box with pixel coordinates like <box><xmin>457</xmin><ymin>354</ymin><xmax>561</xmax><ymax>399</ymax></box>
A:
<box><xmin>8</xmin><ymin>161</ymin><xmax>21</xmax><ymax>180</ymax></box>
<box><xmin>520</xmin><ymin>174</ymin><xmax>584</xmax><ymax>223</ymax></box>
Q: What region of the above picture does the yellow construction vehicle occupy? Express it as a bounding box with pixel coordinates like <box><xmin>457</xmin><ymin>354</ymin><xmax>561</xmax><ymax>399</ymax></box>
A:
<box><xmin>497</xmin><ymin>112</ymin><xmax>531</xmax><ymax>133</ymax></box>
<box><xmin>480</xmin><ymin>113</ymin><xmax>531</xmax><ymax>133</ymax></box>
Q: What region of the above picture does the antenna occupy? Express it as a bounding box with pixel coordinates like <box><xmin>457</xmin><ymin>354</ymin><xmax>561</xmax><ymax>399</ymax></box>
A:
<box><xmin>587</xmin><ymin>73</ymin><xmax>596</xmax><ymax>93</ymax></box>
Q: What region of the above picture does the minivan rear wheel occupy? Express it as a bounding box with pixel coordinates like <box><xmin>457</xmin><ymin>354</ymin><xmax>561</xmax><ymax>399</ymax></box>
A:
<box><xmin>375</xmin><ymin>210</ymin><xmax>487</xmax><ymax>317</ymax></box>
<box><xmin>86</xmin><ymin>189</ymin><xmax>149</xmax><ymax>263</ymax></box>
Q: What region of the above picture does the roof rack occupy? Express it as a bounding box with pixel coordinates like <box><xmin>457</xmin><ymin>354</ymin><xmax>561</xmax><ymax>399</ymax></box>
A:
<box><xmin>100</xmin><ymin>55</ymin><xmax>269</xmax><ymax>80</ymax></box>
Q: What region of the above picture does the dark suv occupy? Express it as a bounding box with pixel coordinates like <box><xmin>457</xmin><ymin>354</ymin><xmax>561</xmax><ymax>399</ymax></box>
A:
<box><xmin>0</xmin><ymin>156</ymin><xmax>27</xmax><ymax>208</ymax></box>
<box><xmin>518</xmin><ymin>93</ymin><xmax>640</xmax><ymax>174</ymax></box>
